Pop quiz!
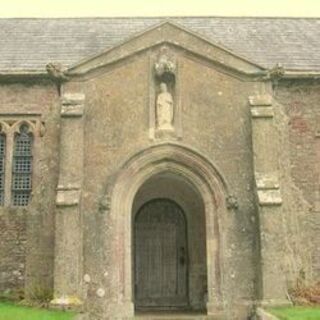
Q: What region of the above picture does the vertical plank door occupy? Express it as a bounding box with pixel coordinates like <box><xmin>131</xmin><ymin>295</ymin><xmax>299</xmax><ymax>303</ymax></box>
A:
<box><xmin>135</xmin><ymin>199</ymin><xmax>188</xmax><ymax>309</ymax></box>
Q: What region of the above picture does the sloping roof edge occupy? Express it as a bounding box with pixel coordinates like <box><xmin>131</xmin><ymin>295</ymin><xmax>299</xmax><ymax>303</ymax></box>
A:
<box><xmin>67</xmin><ymin>20</ymin><xmax>266</xmax><ymax>73</ymax></box>
<box><xmin>0</xmin><ymin>17</ymin><xmax>320</xmax><ymax>77</ymax></box>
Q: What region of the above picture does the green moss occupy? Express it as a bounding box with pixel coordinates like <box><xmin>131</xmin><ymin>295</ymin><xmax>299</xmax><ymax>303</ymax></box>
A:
<box><xmin>269</xmin><ymin>306</ymin><xmax>320</xmax><ymax>320</ymax></box>
<box><xmin>0</xmin><ymin>301</ymin><xmax>76</xmax><ymax>320</ymax></box>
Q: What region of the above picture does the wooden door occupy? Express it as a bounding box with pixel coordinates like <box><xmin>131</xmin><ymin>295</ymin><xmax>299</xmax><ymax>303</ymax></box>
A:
<box><xmin>134</xmin><ymin>199</ymin><xmax>188</xmax><ymax>309</ymax></box>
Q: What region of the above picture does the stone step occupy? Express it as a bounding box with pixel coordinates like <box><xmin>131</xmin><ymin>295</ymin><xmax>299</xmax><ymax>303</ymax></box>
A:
<box><xmin>134</xmin><ymin>315</ymin><xmax>217</xmax><ymax>320</ymax></box>
<box><xmin>75</xmin><ymin>312</ymin><xmax>224</xmax><ymax>320</ymax></box>
<box><xmin>133</xmin><ymin>316</ymin><xmax>244</xmax><ymax>320</ymax></box>
<box><xmin>134</xmin><ymin>312</ymin><xmax>218</xmax><ymax>320</ymax></box>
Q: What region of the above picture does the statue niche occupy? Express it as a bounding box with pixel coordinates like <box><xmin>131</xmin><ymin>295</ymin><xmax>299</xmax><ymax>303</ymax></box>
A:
<box><xmin>154</xmin><ymin>46</ymin><xmax>177</xmax><ymax>132</ymax></box>
<box><xmin>156</xmin><ymin>82</ymin><xmax>174</xmax><ymax>131</ymax></box>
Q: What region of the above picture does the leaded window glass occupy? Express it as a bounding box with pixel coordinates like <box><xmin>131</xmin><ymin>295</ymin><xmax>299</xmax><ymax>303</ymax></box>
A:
<box><xmin>12</xmin><ymin>125</ymin><xmax>33</xmax><ymax>206</ymax></box>
<box><xmin>0</xmin><ymin>134</ymin><xmax>5</xmax><ymax>205</ymax></box>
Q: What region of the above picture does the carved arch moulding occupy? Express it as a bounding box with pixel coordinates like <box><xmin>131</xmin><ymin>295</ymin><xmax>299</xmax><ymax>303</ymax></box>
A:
<box><xmin>101</xmin><ymin>143</ymin><xmax>233</xmax><ymax>317</ymax></box>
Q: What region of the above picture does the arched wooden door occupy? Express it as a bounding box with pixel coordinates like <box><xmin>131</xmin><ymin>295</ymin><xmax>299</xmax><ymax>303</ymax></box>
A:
<box><xmin>134</xmin><ymin>199</ymin><xmax>188</xmax><ymax>309</ymax></box>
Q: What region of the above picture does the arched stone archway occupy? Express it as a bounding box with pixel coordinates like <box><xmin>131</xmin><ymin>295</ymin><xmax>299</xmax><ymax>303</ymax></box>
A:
<box><xmin>105</xmin><ymin>143</ymin><xmax>229</xmax><ymax>318</ymax></box>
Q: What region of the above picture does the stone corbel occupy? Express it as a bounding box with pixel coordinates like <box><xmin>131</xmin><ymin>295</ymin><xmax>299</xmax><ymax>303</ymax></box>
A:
<box><xmin>56</xmin><ymin>185</ymin><xmax>81</xmax><ymax>207</ymax></box>
<box><xmin>226</xmin><ymin>194</ymin><xmax>239</xmax><ymax>210</ymax></box>
<box><xmin>99</xmin><ymin>194</ymin><xmax>111</xmax><ymax>213</ymax></box>
<box><xmin>255</xmin><ymin>173</ymin><xmax>282</xmax><ymax>206</ymax></box>
<box><xmin>46</xmin><ymin>63</ymin><xmax>69</xmax><ymax>82</ymax></box>
<box><xmin>36</xmin><ymin>121</ymin><xmax>46</xmax><ymax>137</ymax></box>
<box><xmin>262</xmin><ymin>63</ymin><xmax>285</xmax><ymax>83</ymax></box>
<box><xmin>61</xmin><ymin>93</ymin><xmax>85</xmax><ymax>117</ymax></box>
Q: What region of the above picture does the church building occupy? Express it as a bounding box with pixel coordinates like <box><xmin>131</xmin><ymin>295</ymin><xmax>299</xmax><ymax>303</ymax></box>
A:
<box><xmin>0</xmin><ymin>17</ymin><xmax>319</xmax><ymax>319</ymax></box>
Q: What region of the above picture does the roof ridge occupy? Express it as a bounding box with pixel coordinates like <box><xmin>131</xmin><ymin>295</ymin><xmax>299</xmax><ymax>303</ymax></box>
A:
<box><xmin>0</xmin><ymin>16</ymin><xmax>319</xmax><ymax>72</ymax></box>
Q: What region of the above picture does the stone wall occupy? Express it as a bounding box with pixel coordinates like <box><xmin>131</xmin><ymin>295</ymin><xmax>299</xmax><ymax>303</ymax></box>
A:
<box><xmin>275</xmin><ymin>79</ymin><xmax>320</xmax><ymax>283</ymax></box>
<box><xmin>0</xmin><ymin>79</ymin><xmax>60</xmax><ymax>298</ymax></box>
<box><xmin>0</xmin><ymin>209</ymin><xmax>26</xmax><ymax>297</ymax></box>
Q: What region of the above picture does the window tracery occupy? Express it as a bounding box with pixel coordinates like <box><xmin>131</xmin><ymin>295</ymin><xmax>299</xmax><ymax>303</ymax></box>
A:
<box><xmin>0</xmin><ymin>119</ymin><xmax>43</xmax><ymax>207</ymax></box>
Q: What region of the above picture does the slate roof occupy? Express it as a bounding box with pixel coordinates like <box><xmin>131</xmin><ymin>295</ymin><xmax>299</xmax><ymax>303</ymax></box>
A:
<box><xmin>0</xmin><ymin>17</ymin><xmax>320</xmax><ymax>73</ymax></box>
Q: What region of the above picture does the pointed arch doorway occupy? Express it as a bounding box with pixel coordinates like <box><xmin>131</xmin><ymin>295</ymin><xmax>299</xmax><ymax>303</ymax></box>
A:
<box><xmin>107</xmin><ymin>144</ymin><xmax>228</xmax><ymax>318</ymax></box>
<box><xmin>132</xmin><ymin>172</ymin><xmax>208</xmax><ymax>311</ymax></box>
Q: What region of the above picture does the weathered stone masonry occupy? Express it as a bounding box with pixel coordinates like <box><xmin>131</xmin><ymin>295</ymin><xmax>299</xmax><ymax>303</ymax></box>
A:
<box><xmin>0</xmin><ymin>17</ymin><xmax>319</xmax><ymax>320</ymax></box>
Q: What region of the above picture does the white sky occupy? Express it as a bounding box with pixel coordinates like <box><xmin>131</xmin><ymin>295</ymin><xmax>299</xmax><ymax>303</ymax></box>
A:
<box><xmin>0</xmin><ymin>0</ymin><xmax>320</xmax><ymax>18</ymax></box>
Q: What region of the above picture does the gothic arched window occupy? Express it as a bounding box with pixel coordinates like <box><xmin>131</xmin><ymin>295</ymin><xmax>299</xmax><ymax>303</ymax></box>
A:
<box><xmin>0</xmin><ymin>133</ymin><xmax>6</xmax><ymax>206</ymax></box>
<box><xmin>12</xmin><ymin>124</ymin><xmax>33</xmax><ymax>206</ymax></box>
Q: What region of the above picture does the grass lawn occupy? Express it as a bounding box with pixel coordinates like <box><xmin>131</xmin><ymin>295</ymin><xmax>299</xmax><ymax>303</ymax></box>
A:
<box><xmin>0</xmin><ymin>301</ymin><xmax>76</xmax><ymax>320</ymax></box>
<box><xmin>269</xmin><ymin>306</ymin><xmax>320</xmax><ymax>320</ymax></box>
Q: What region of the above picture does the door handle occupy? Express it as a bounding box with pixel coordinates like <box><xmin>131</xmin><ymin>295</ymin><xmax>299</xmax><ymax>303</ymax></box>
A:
<box><xmin>179</xmin><ymin>247</ymin><xmax>186</xmax><ymax>266</ymax></box>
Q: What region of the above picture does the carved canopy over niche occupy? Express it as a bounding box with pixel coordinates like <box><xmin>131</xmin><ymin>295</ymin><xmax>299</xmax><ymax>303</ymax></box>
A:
<box><xmin>154</xmin><ymin>46</ymin><xmax>177</xmax><ymax>82</ymax></box>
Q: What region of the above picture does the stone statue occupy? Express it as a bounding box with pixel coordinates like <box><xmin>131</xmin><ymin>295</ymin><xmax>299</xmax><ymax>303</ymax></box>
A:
<box><xmin>156</xmin><ymin>82</ymin><xmax>174</xmax><ymax>130</ymax></box>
